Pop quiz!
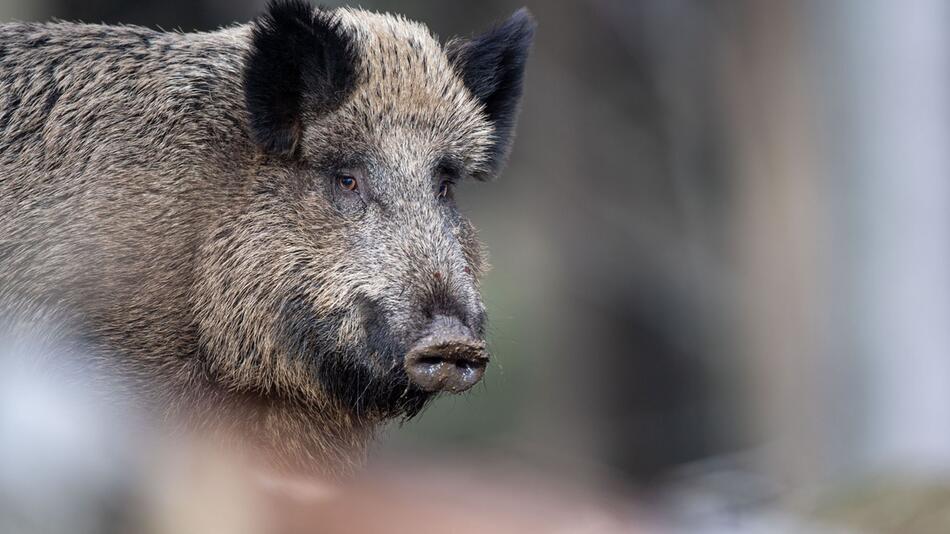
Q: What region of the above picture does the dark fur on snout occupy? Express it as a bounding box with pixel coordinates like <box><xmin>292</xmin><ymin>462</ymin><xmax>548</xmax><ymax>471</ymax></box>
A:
<box><xmin>280</xmin><ymin>295</ymin><xmax>430</xmax><ymax>419</ymax></box>
<box><xmin>0</xmin><ymin>0</ymin><xmax>535</xmax><ymax>475</ymax></box>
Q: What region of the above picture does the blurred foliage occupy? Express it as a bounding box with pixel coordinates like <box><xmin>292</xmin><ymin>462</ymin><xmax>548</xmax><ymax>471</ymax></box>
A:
<box><xmin>813</xmin><ymin>477</ymin><xmax>950</xmax><ymax>533</ymax></box>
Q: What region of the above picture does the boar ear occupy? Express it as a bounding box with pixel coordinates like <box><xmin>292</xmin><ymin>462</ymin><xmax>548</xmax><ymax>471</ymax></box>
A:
<box><xmin>244</xmin><ymin>0</ymin><xmax>359</xmax><ymax>156</ymax></box>
<box><xmin>446</xmin><ymin>8</ymin><xmax>537</xmax><ymax>176</ymax></box>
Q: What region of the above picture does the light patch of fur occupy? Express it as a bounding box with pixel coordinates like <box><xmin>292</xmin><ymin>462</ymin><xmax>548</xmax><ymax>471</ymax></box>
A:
<box><xmin>334</xmin><ymin>9</ymin><xmax>495</xmax><ymax>175</ymax></box>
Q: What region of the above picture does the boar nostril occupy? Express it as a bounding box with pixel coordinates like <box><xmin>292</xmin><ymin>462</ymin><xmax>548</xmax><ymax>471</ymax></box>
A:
<box><xmin>404</xmin><ymin>315</ymin><xmax>488</xmax><ymax>393</ymax></box>
<box><xmin>404</xmin><ymin>341</ymin><xmax>488</xmax><ymax>393</ymax></box>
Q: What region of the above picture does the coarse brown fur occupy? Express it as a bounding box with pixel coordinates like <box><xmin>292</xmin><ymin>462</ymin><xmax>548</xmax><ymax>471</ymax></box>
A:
<box><xmin>0</xmin><ymin>1</ymin><xmax>534</xmax><ymax>475</ymax></box>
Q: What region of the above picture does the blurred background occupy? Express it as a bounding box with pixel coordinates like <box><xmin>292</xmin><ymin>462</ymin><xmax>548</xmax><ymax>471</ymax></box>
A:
<box><xmin>2</xmin><ymin>0</ymin><xmax>950</xmax><ymax>532</ymax></box>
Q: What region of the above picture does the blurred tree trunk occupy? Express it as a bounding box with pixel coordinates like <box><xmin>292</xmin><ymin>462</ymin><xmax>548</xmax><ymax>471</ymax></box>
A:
<box><xmin>726</xmin><ymin>0</ymin><xmax>833</xmax><ymax>487</ymax></box>
<box><xmin>815</xmin><ymin>0</ymin><xmax>950</xmax><ymax>474</ymax></box>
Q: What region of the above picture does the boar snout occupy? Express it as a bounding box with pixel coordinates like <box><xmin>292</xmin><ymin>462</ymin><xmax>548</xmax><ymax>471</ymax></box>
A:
<box><xmin>404</xmin><ymin>315</ymin><xmax>488</xmax><ymax>393</ymax></box>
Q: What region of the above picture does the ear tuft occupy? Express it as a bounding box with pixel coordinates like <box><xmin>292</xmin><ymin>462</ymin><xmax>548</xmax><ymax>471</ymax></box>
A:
<box><xmin>244</xmin><ymin>0</ymin><xmax>359</xmax><ymax>156</ymax></box>
<box><xmin>447</xmin><ymin>8</ymin><xmax>537</xmax><ymax>176</ymax></box>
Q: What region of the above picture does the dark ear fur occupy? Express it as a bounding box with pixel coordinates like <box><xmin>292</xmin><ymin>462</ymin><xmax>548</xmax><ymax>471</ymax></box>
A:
<box><xmin>244</xmin><ymin>0</ymin><xmax>359</xmax><ymax>156</ymax></box>
<box><xmin>446</xmin><ymin>8</ymin><xmax>537</xmax><ymax>177</ymax></box>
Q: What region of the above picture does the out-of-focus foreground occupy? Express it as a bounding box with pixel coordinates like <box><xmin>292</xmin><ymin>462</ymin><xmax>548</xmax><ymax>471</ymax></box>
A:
<box><xmin>1</xmin><ymin>0</ymin><xmax>949</xmax><ymax>532</ymax></box>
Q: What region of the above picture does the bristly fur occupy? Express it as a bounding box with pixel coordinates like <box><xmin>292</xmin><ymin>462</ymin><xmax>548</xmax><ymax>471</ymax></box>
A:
<box><xmin>0</xmin><ymin>2</ymin><xmax>534</xmax><ymax>476</ymax></box>
<box><xmin>244</xmin><ymin>0</ymin><xmax>360</xmax><ymax>156</ymax></box>
<box><xmin>446</xmin><ymin>8</ymin><xmax>537</xmax><ymax>178</ymax></box>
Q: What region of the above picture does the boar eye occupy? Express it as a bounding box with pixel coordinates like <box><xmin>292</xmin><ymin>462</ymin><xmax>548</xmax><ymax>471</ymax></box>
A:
<box><xmin>337</xmin><ymin>174</ymin><xmax>358</xmax><ymax>192</ymax></box>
